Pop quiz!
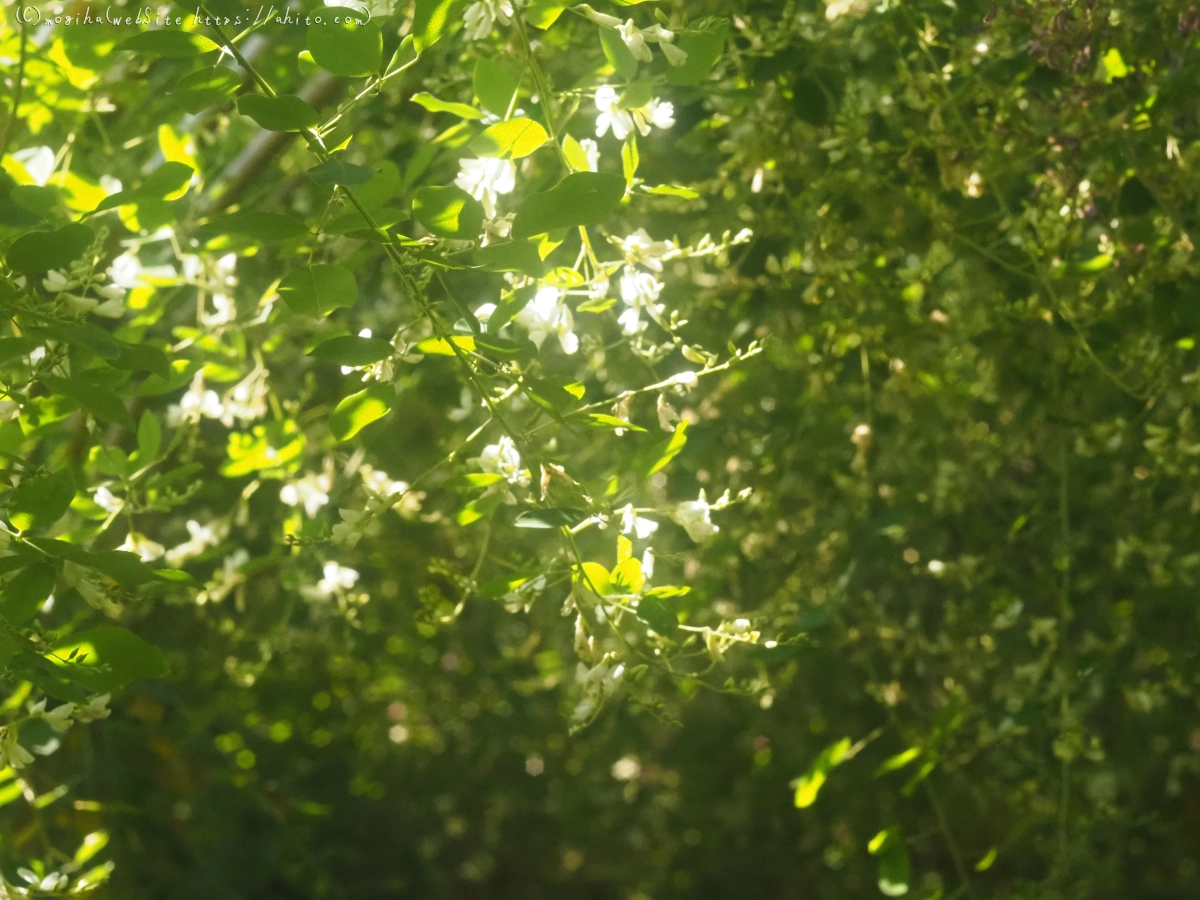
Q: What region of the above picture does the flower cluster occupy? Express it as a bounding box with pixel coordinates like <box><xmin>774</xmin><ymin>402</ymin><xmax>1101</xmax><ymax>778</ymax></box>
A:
<box><xmin>594</xmin><ymin>86</ymin><xmax>675</xmax><ymax>142</ymax></box>
<box><xmin>578</xmin><ymin>6</ymin><xmax>688</xmax><ymax>66</ymax></box>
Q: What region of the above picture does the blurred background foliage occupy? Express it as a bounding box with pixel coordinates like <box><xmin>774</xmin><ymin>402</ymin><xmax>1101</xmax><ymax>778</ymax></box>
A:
<box><xmin>1</xmin><ymin>0</ymin><xmax>1199</xmax><ymax>898</ymax></box>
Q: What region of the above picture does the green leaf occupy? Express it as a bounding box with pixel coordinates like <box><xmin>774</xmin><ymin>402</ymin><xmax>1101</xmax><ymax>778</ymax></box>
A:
<box><xmin>1117</xmin><ymin>176</ymin><xmax>1155</xmax><ymax>216</ymax></box>
<box><xmin>31</xmin><ymin>321</ymin><xmax>119</xmax><ymax>359</ymax></box>
<box><xmin>877</xmin><ymin>844</ymin><xmax>910</xmax><ymax>897</ymax></box>
<box><xmin>487</xmin><ymin>284</ymin><xmax>537</xmax><ymax>333</ymax></box>
<box><xmin>473</xmin><ymin>241</ymin><xmax>544</xmax><ymax>277</ymax></box>
<box><xmin>457</xmin><ymin>490</ymin><xmax>505</xmax><ymax>525</ymax></box>
<box><xmin>0</xmin><ymin>336</ymin><xmax>38</xmax><ymax>366</ymax></box>
<box><xmin>1</xmin><ymin>563</ymin><xmax>56</xmax><ymax>623</ymax></box>
<box><xmin>412</xmin><ymin>186</ymin><xmax>484</xmax><ymax>239</ymax></box>
<box><xmin>170</xmin><ymin>66</ymin><xmax>242</xmax><ymax>113</ymax></box>
<box><xmin>93</xmin><ymin>162</ymin><xmax>195</xmax><ymax>211</ymax></box>
<box><xmin>562</xmin><ymin>134</ymin><xmax>592</xmax><ymax>173</ymax></box>
<box><xmin>641</xmin><ymin>183</ymin><xmax>699</xmax><ymax>199</ymax></box>
<box><xmin>1100</xmin><ymin>47</ymin><xmax>1128</xmax><ymax>83</ymax></box>
<box><xmin>8</xmin><ymin>469</ymin><xmax>76</xmax><ymax>532</ymax></box>
<box><xmin>203</xmin><ymin>212</ymin><xmax>309</xmax><ymax>240</ymax></box>
<box><xmin>413</xmin><ymin>0</ymin><xmax>463</xmax><ymax>49</ymax></box>
<box><xmin>414</xmin><ymin>335</ymin><xmax>475</xmax><ymax>355</ymax></box>
<box><xmin>645</xmin><ymin>417</ymin><xmax>688</xmax><ymax>476</ymax></box>
<box><xmin>868</xmin><ymin>826</ymin><xmax>900</xmax><ymax>856</ymax></box>
<box><xmin>222</xmin><ymin>424</ymin><xmax>305</xmax><ymax>476</ymax></box>
<box><xmin>588</xmin><ymin>413</ymin><xmax>646</xmax><ymax>432</ymax></box>
<box><xmin>309</xmin><ymin>335</ymin><xmax>395</xmax><ymax>366</ymax></box>
<box><xmin>617</xmin><ymin>81</ymin><xmax>655</xmax><ymax>110</ymax></box>
<box><xmin>6</xmin><ymin>223</ymin><xmax>94</xmax><ymax>274</ymax></box>
<box><xmin>137</xmin><ymin>410</ymin><xmax>162</xmax><ymax>463</ymax></box>
<box><xmin>329</xmin><ymin>384</ymin><xmax>393</xmax><ymax>441</ymax></box>
<box><xmin>474</xmin><ymin>57</ymin><xmax>523</xmax><ymax>117</ymax></box>
<box><xmin>622</xmin><ymin>135</ymin><xmax>639</xmax><ymax>188</ymax></box>
<box><xmin>237</xmin><ymin>94</ymin><xmax>319</xmax><ymax>132</ymax></box>
<box><xmin>324</xmin><ymin>206</ymin><xmax>408</xmax><ymax>236</ymax></box>
<box><xmin>611</xmin><ymin>557</ymin><xmax>645</xmax><ymax>593</ymax></box>
<box><xmin>115</xmin><ymin>30</ymin><xmax>219</xmax><ymax>57</ymax></box>
<box><xmin>599</xmin><ymin>26</ymin><xmax>638</xmax><ymax>80</ymax></box>
<box><xmin>470</xmin><ymin>118</ymin><xmax>549</xmax><ymax>159</ymax></box>
<box><xmin>524</xmin><ymin>0</ymin><xmax>565</xmax><ymax>29</ymax></box>
<box><xmin>636</xmin><ymin>595</ymin><xmax>678</xmax><ymax>634</ymax></box>
<box><xmin>666</xmin><ymin>20</ymin><xmax>728</xmax><ymax>86</ymax></box>
<box><xmin>410</xmin><ymin>92</ymin><xmax>483</xmax><ymax>119</ymax></box>
<box><xmin>874</xmin><ymin>747</ymin><xmax>921</xmax><ymax>777</ymax></box>
<box><xmin>10</xmin><ymin>185</ymin><xmax>59</xmax><ymax>216</ymax></box>
<box><xmin>574</xmin><ymin>561</ymin><xmax>612</xmax><ymax>595</ymax></box>
<box><xmin>307</xmin><ymin>21</ymin><xmax>383</xmax><ymax>77</ymax></box>
<box><xmin>112</xmin><ymin>341</ymin><xmax>171</xmax><ymax>379</ymax></box>
<box><xmin>307</xmin><ymin>157</ymin><xmax>374</xmax><ymax>188</ymax></box>
<box><xmin>40</xmin><ymin>376</ymin><xmax>135</xmax><ymax>431</ymax></box>
<box><xmin>445</xmin><ymin>472</ymin><xmax>506</xmax><ymax>490</ymax></box>
<box><xmin>52</xmin><ymin>626</ymin><xmax>170</xmax><ymax>693</ymax></box>
<box><xmin>512</xmin><ymin>172</ymin><xmax>626</xmax><ymax>239</ymax></box>
<box><xmin>277</xmin><ymin>264</ymin><xmax>358</xmax><ymax>317</ymax></box>
<box><xmin>793</xmin><ymin>737</ymin><xmax>852</xmax><ymax>808</ymax></box>
<box><xmin>975</xmin><ymin>847</ymin><xmax>998</xmax><ymax>872</ymax></box>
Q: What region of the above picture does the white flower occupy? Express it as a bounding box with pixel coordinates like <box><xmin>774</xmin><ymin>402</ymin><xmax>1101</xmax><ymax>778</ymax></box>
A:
<box><xmin>107</xmin><ymin>251</ymin><xmax>176</xmax><ymax>289</ymax></box>
<box><xmin>119</xmin><ymin>531</ymin><xmax>165</xmax><ymax>562</ymax></box>
<box><xmin>462</xmin><ymin>0</ymin><xmax>513</xmax><ymax>41</ymax></box>
<box><xmin>580</xmin><ymin>138</ymin><xmax>600</xmax><ymax>172</ymax></box>
<box><xmin>656</xmin><ymin>394</ymin><xmax>679</xmax><ymax>432</ymax></box>
<box><xmin>331</xmin><ymin>508</ymin><xmax>365</xmax><ymax>547</ymax></box>
<box><xmin>280</xmin><ymin>469</ymin><xmax>333</xmax><ymax>518</ymax></box>
<box><xmin>481</xmin><ymin>214</ymin><xmax>513</xmax><ymax>245</ymax></box>
<box><xmin>633</xmin><ymin>98</ymin><xmax>674</xmax><ymax>136</ymax></box>
<box><xmin>1</xmin><ymin>729</ymin><xmax>34</xmax><ymax>769</ymax></box>
<box><xmin>74</xmin><ymin>694</ymin><xmax>111</xmax><ymax>722</ymax></box>
<box><xmin>479</xmin><ymin>435</ymin><xmax>530</xmax><ymax>486</ymax></box>
<box><xmin>612</xmin><ymin>756</ymin><xmax>641</xmax><ymax>781</ymax></box>
<box><xmin>360</xmin><ymin>464</ymin><xmax>408</xmax><ymax>498</ymax></box>
<box><xmin>302</xmin><ymin>561</ymin><xmax>360</xmax><ymax>600</ymax></box>
<box><xmin>825</xmin><ymin>0</ymin><xmax>871</xmax><ymax>20</ymax></box>
<box><xmin>619</xmin><ymin>504</ymin><xmax>658</xmax><ymax>540</ymax></box>
<box><xmin>475</xmin><ymin>303</ymin><xmax>497</xmax><ymax>329</ymax></box>
<box><xmin>672</xmin><ymin>489</ymin><xmax>720</xmax><ymax>542</ymax></box>
<box><xmin>165</xmin><ymin>518</ymin><xmax>228</xmax><ymax>566</ymax></box>
<box><xmin>202</xmin><ymin>293</ymin><xmax>236</xmax><ymax>327</ymax></box>
<box><xmin>595</xmin><ymin>86</ymin><xmax>636</xmax><ymax>141</ymax></box>
<box><xmin>43</xmin><ymin>703</ymin><xmax>76</xmax><ymax>733</ymax></box>
<box><xmin>43</xmin><ymin>269</ymin><xmax>73</xmax><ymax>293</ymax></box>
<box><xmin>220</xmin><ymin>369</ymin><xmax>269</xmax><ymax>426</ymax></box>
<box><xmin>671</xmin><ymin>370</ymin><xmax>698</xmax><ymax>390</ymax></box>
<box><xmin>617</xmin><ymin>19</ymin><xmax>652</xmax><ymax>61</ymax></box>
<box><xmin>618</xmin><ymin>266</ymin><xmax>665</xmax><ymax>334</ymax></box>
<box><xmin>658</xmin><ymin>37</ymin><xmax>688</xmax><ymax>67</ymax></box>
<box><xmin>12</xmin><ymin>146</ymin><xmax>55</xmax><ymax>185</ymax></box>
<box><xmin>168</xmin><ymin>372</ymin><xmax>224</xmax><ymax>427</ymax></box>
<box><xmin>93</xmin><ymin>485</ymin><xmax>124</xmax><ymax>514</ymax></box>
<box><xmin>514</xmin><ymin>286</ymin><xmax>578</xmax><ymax>354</ymax></box>
<box><xmin>614</xmin><ymin>229</ymin><xmax>678</xmax><ymax>271</ymax></box>
<box><xmin>455</xmin><ymin>157</ymin><xmax>515</xmax><ymax>219</ymax></box>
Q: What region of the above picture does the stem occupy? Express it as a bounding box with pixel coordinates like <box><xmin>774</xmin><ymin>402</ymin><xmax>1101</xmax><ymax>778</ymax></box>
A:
<box><xmin>0</xmin><ymin>23</ymin><xmax>29</xmax><ymax>161</ymax></box>
<box><xmin>515</xmin><ymin>16</ymin><xmax>573</xmax><ymax>172</ymax></box>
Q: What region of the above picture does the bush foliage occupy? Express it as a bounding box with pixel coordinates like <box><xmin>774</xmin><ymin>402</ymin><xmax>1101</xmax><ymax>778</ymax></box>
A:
<box><xmin>0</xmin><ymin>0</ymin><xmax>1198</xmax><ymax>896</ymax></box>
